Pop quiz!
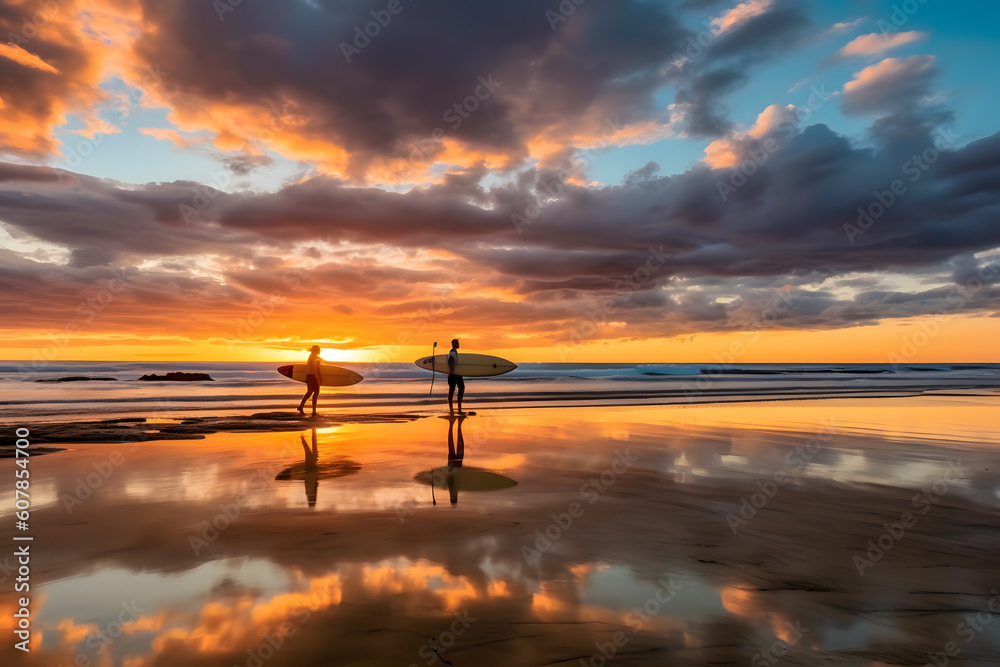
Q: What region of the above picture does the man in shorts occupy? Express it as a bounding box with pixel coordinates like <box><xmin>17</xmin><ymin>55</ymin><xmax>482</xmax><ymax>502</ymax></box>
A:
<box><xmin>447</xmin><ymin>338</ymin><xmax>465</xmax><ymax>414</ymax></box>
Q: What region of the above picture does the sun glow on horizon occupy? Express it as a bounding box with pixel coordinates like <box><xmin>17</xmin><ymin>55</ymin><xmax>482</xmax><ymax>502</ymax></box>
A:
<box><xmin>0</xmin><ymin>311</ymin><xmax>997</xmax><ymax>365</ymax></box>
<box><xmin>287</xmin><ymin>347</ymin><xmax>377</xmax><ymax>363</ymax></box>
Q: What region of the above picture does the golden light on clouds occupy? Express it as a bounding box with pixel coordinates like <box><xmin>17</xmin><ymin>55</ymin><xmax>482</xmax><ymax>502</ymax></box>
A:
<box><xmin>0</xmin><ymin>0</ymin><xmax>996</xmax><ymax>364</ymax></box>
<box><xmin>0</xmin><ymin>43</ymin><xmax>61</xmax><ymax>74</ymax></box>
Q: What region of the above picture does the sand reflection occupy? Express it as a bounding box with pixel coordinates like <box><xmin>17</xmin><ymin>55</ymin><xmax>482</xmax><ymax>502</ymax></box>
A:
<box><xmin>3</xmin><ymin>398</ymin><xmax>1000</xmax><ymax>665</ymax></box>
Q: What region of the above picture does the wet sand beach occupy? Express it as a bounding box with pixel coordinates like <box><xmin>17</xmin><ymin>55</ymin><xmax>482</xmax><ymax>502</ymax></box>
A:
<box><xmin>2</xmin><ymin>396</ymin><xmax>999</xmax><ymax>666</ymax></box>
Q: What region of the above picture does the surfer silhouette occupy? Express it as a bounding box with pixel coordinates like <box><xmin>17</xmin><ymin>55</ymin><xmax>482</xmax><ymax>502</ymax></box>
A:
<box><xmin>447</xmin><ymin>338</ymin><xmax>465</xmax><ymax>414</ymax></box>
<box><xmin>297</xmin><ymin>345</ymin><xmax>323</xmax><ymax>416</ymax></box>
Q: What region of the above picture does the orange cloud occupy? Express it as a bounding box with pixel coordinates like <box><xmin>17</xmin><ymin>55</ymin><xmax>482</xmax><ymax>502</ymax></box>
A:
<box><xmin>710</xmin><ymin>0</ymin><xmax>774</xmax><ymax>34</ymax></box>
<box><xmin>703</xmin><ymin>104</ymin><xmax>797</xmax><ymax>168</ymax></box>
<box><xmin>836</xmin><ymin>31</ymin><xmax>927</xmax><ymax>59</ymax></box>
<box><xmin>0</xmin><ymin>0</ymin><xmax>120</xmax><ymax>157</ymax></box>
<box><xmin>361</xmin><ymin>560</ymin><xmax>477</xmax><ymax>612</ymax></box>
<box><xmin>57</xmin><ymin>617</ymin><xmax>98</xmax><ymax>645</ymax></box>
<box><xmin>841</xmin><ymin>55</ymin><xmax>938</xmax><ymax>116</ymax></box>
<box><xmin>0</xmin><ymin>43</ymin><xmax>61</xmax><ymax>73</ymax></box>
<box><xmin>845</xmin><ymin>55</ymin><xmax>934</xmax><ymax>92</ymax></box>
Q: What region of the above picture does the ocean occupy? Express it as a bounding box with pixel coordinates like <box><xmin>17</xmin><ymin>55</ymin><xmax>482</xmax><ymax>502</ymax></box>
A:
<box><xmin>3</xmin><ymin>361</ymin><xmax>999</xmax><ymax>421</ymax></box>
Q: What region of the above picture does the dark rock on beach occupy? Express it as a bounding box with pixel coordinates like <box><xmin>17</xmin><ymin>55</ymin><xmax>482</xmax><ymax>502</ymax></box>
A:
<box><xmin>137</xmin><ymin>372</ymin><xmax>214</xmax><ymax>381</ymax></box>
<box><xmin>6</xmin><ymin>412</ymin><xmax>424</xmax><ymax>447</ymax></box>
<box><xmin>0</xmin><ymin>444</ymin><xmax>65</xmax><ymax>458</ymax></box>
<box><xmin>35</xmin><ymin>376</ymin><xmax>118</xmax><ymax>383</ymax></box>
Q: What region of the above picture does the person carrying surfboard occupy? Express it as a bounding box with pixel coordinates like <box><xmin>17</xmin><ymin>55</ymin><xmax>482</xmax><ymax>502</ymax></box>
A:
<box><xmin>447</xmin><ymin>338</ymin><xmax>465</xmax><ymax>414</ymax></box>
<box><xmin>297</xmin><ymin>345</ymin><xmax>324</xmax><ymax>416</ymax></box>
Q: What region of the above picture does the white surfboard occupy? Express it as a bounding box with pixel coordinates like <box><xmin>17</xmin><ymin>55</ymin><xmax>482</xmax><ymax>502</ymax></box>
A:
<box><xmin>414</xmin><ymin>353</ymin><xmax>517</xmax><ymax>377</ymax></box>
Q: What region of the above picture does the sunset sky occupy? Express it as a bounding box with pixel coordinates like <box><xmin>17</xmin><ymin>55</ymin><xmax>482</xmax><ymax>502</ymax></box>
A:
<box><xmin>0</xmin><ymin>0</ymin><xmax>998</xmax><ymax>363</ymax></box>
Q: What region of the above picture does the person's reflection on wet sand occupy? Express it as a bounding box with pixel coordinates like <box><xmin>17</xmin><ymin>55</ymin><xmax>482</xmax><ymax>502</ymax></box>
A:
<box><xmin>419</xmin><ymin>414</ymin><xmax>516</xmax><ymax>506</ymax></box>
<box><xmin>446</xmin><ymin>414</ymin><xmax>465</xmax><ymax>505</ymax></box>
<box><xmin>301</xmin><ymin>429</ymin><xmax>319</xmax><ymax>507</ymax></box>
<box><xmin>275</xmin><ymin>428</ymin><xmax>360</xmax><ymax>508</ymax></box>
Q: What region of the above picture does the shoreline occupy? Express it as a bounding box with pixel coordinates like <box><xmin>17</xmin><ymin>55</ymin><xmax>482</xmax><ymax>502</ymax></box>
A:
<box><xmin>6</xmin><ymin>360</ymin><xmax>998</xmax><ymax>430</ymax></box>
<box><xmin>5</xmin><ymin>390</ymin><xmax>999</xmax><ymax>453</ymax></box>
<box><xmin>0</xmin><ymin>412</ymin><xmax>426</xmax><ymax>454</ymax></box>
<box><xmin>4</xmin><ymin>383</ymin><xmax>999</xmax><ymax>426</ymax></box>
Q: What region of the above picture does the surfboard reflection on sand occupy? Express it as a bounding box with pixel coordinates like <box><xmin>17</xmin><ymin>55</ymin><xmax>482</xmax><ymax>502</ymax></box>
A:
<box><xmin>413</xmin><ymin>414</ymin><xmax>518</xmax><ymax>505</ymax></box>
<box><xmin>275</xmin><ymin>428</ymin><xmax>361</xmax><ymax>507</ymax></box>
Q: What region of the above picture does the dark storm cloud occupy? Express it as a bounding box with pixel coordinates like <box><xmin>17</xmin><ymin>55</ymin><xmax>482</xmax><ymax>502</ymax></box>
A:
<box><xmin>68</xmin><ymin>246</ymin><xmax>117</xmax><ymax>268</ymax></box>
<box><xmin>125</xmin><ymin>0</ymin><xmax>695</xmax><ymax>177</ymax></box>
<box><xmin>217</xmin><ymin>174</ymin><xmax>504</xmax><ymax>244</ymax></box>
<box><xmin>674</xmin><ymin>66</ymin><xmax>749</xmax><ymax>136</ymax></box>
<box><xmin>1</xmin><ymin>0</ymin><xmax>822</xmax><ymax>181</ymax></box>
<box><xmin>709</xmin><ymin>0</ymin><xmax>811</xmax><ymax>61</ymax></box>
<box><xmin>222</xmin><ymin>153</ymin><xmax>275</xmax><ymax>176</ymax></box>
<box><xmin>112</xmin><ymin>0</ymin><xmax>822</xmax><ymax>172</ymax></box>
<box><xmin>0</xmin><ymin>163</ymin><xmax>62</xmax><ymax>183</ymax></box>
<box><xmin>0</xmin><ymin>168</ymin><xmax>256</xmax><ymax>264</ymax></box>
